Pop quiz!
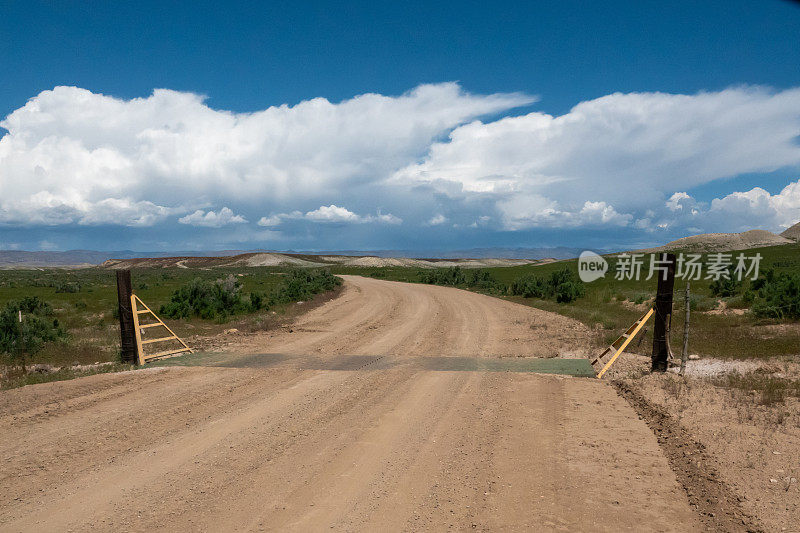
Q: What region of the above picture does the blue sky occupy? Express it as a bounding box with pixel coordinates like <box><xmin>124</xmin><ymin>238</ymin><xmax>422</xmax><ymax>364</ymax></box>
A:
<box><xmin>1</xmin><ymin>0</ymin><xmax>800</xmax><ymax>252</ymax></box>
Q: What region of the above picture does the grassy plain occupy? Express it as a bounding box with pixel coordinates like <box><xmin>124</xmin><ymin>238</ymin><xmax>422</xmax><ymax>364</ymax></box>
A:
<box><xmin>0</xmin><ymin>267</ymin><xmax>302</xmax><ymax>371</ymax></box>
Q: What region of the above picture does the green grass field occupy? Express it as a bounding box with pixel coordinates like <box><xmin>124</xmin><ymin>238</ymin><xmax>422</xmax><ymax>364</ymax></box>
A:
<box><xmin>0</xmin><ymin>267</ymin><xmax>313</xmax><ymax>369</ymax></box>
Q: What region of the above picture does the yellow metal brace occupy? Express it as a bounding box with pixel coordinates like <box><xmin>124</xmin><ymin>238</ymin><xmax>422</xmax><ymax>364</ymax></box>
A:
<box><xmin>130</xmin><ymin>294</ymin><xmax>193</xmax><ymax>365</ymax></box>
<box><xmin>595</xmin><ymin>308</ymin><xmax>654</xmax><ymax>379</ymax></box>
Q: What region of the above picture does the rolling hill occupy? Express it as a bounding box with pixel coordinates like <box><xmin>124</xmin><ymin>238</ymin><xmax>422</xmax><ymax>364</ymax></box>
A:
<box><xmin>639</xmin><ymin>229</ymin><xmax>792</xmax><ymax>253</ymax></box>
<box><xmin>780</xmin><ymin>221</ymin><xmax>800</xmax><ymax>241</ymax></box>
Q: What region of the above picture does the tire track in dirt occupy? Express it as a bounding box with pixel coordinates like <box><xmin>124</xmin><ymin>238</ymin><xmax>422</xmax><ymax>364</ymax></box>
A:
<box><xmin>613</xmin><ymin>380</ymin><xmax>763</xmax><ymax>532</ymax></box>
<box><xmin>0</xmin><ymin>367</ymin><xmax>312</xmax><ymax>503</ymax></box>
<box><xmin>1</xmin><ymin>371</ymin><xmax>355</xmax><ymax>530</ymax></box>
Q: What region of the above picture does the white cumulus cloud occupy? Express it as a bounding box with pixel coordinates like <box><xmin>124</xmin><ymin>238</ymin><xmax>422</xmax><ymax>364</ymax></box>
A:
<box><xmin>2</xmin><ymin>83</ymin><xmax>800</xmax><ymax>244</ymax></box>
<box><xmin>497</xmin><ymin>196</ymin><xmax>633</xmax><ymax>230</ymax></box>
<box><xmin>258</xmin><ymin>205</ymin><xmax>401</xmax><ymax>226</ymax></box>
<box><xmin>393</xmin><ymin>87</ymin><xmax>800</xmax><ymax>230</ymax></box>
<box><xmin>0</xmin><ymin>191</ymin><xmax>174</xmax><ymax>226</ymax></box>
<box><xmin>0</xmin><ymin>84</ymin><xmax>531</xmax><ymax>228</ymax></box>
<box><xmin>305</xmin><ymin>205</ymin><xmax>363</xmax><ymax>223</ymax></box>
<box><xmin>427</xmin><ymin>214</ymin><xmax>448</xmax><ymax>225</ymax></box>
<box><xmin>708</xmin><ymin>180</ymin><xmax>800</xmax><ymax>231</ymax></box>
<box><xmin>633</xmin><ymin>179</ymin><xmax>800</xmax><ymax>234</ymax></box>
<box><xmin>665</xmin><ymin>192</ymin><xmax>693</xmax><ymax>212</ymax></box>
<box><xmin>178</xmin><ymin>207</ymin><xmax>247</xmax><ymax>227</ymax></box>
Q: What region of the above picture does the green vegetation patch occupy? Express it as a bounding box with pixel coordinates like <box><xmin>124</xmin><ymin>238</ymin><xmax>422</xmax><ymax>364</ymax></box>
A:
<box><xmin>159</xmin><ymin>275</ymin><xmax>266</xmax><ymax>320</ymax></box>
<box><xmin>160</xmin><ymin>268</ymin><xmax>341</xmax><ymax>321</ymax></box>
<box><xmin>0</xmin><ymin>266</ymin><xmax>343</xmax><ymax>385</ymax></box>
<box><xmin>1</xmin><ymin>296</ymin><xmax>67</xmax><ymax>369</ymax></box>
<box><xmin>716</xmin><ymin>370</ymin><xmax>800</xmax><ymax>406</ymax></box>
<box><xmin>509</xmin><ymin>267</ymin><xmax>586</xmax><ymax>303</ymax></box>
<box><xmin>1</xmin><ymin>362</ymin><xmax>135</xmax><ymax>390</ymax></box>
<box><xmin>751</xmin><ymin>270</ymin><xmax>800</xmax><ymax>319</ymax></box>
<box><xmin>419</xmin><ymin>267</ymin><xmax>505</xmax><ymax>294</ymax></box>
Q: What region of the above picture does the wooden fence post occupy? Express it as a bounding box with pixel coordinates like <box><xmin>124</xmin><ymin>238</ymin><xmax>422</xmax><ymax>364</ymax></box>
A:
<box><xmin>651</xmin><ymin>253</ymin><xmax>676</xmax><ymax>372</ymax></box>
<box><xmin>679</xmin><ymin>282</ymin><xmax>691</xmax><ymax>376</ymax></box>
<box><xmin>116</xmin><ymin>269</ymin><xmax>138</xmax><ymax>363</ymax></box>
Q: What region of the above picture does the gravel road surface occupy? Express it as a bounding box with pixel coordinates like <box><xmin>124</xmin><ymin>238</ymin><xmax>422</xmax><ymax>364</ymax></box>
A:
<box><xmin>0</xmin><ymin>276</ymin><xmax>699</xmax><ymax>531</ymax></box>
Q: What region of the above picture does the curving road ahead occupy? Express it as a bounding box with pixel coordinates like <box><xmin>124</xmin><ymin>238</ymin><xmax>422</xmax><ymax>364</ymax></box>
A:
<box><xmin>0</xmin><ymin>276</ymin><xmax>699</xmax><ymax>531</ymax></box>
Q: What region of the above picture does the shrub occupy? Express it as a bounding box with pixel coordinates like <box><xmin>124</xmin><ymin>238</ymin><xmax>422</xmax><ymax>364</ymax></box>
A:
<box><xmin>0</xmin><ymin>297</ymin><xmax>66</xmax><ymax>368</ymax></box>
<box><xmin>420</xmin><ymin>267</ymin><xmax>466</xmax><ymax>286</ymax></box>
<box><xmin>54</xmin><ymin>281</ymin><xmax>81</xmax><ymax>293</ymax></box>
<box><xmin>271</xmin><ymin>269</ymin><xmax>341</xmax><ymax>304</ymax></box>
<box><xmin>741</xmin><ymin>289</ymin><xmax>755</xmax><ymax>305</ymax></box>
<box><xmin>751</xmin><ymin>270</ymin><xmax>800</xmax><ymax>319</ymax></box>
<box><xmin>511</xmin><ymin>274</ymin><xmax>549</xmax><ymax>298</ymax></box>
<box><xmin>554</xmin><ymin>280</ymin><xmax>585</xmax><ymax>303</ymax></box>
<box><xmin>419</xmin><ymin>267</ymin><xmax>503</xmax><ymax>293</ymax></box>
<box><xmin>467</xmin><ymin>270</ymin><xmax>503</xmax><ymax>293</ymax></box>
<box><xmin>159</xmin><ymin>275</ymin><xmax>251</xmax><ymax>320</ymax></box>
<box><xmin>510</xmin><ymin>267</ymin><xmax>585</xmax><ymax>303</ymax></box>
<box><xmin>249</xmin><ymin>291</ymin><xmax>266</xmax><ymax>311</ymax></box>
<box><xmin>160</xmin><ymin>269</ymin><xmax>342</xmax><ymax>321</ymax></box>
<box><xmin>709</xmin><ymin>267</ymin><xmax>743</xmax><ymax>297</ymax></box>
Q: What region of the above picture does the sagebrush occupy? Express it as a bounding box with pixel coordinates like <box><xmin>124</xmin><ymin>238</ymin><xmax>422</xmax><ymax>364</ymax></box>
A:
<box><xmin>510</xmin><ymin>267</ymin><xmax>586</xmax><ymax>303</ymax></box>
<box><xmin>160</xmin><ymin>269</ymin><xmax>341</xmax><ymax>320</ymax></box>
<box><xmin>0</xmin><ymin>296</ymin><xmax>67</xmax><ymax>368</ymax></box>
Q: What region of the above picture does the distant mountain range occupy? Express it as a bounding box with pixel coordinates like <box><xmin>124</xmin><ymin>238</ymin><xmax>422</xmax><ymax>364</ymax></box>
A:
<box><xmin>290</xmin><ymin>247</ymin><xmax>592</xmax><ymax>260</ymax></box>
<box><xmin>0</xmin><ymin>247</ymin><xmax>590</xmax><ymax>268</ymax></box>
<box><xmin>0</xmin><ymin>250</ymin><xmax>248</xmax><ymax>268</ymax></box>
<box><xmin>3</xmin><ymin>227</ymin><xmax>797</xmax><ymax>269</ymax></box>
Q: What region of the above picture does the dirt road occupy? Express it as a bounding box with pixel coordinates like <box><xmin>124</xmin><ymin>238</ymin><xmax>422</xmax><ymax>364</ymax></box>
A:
<box><xmin>0</xmin><ymin>276</ymin><xmax>700</xmax><ymax>531</ymax></box>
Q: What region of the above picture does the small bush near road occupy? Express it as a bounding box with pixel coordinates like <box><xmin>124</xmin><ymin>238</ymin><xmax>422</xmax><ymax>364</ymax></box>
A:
<box><xmin>510</xmin><ymin>267</ymin><xmax>586</xmax><ymax>303</ymax></box>
<box><xmin>419</xmin><ymin>267</ymin><xmax>504</xmax><ymax>293</ymax></box>
<box><xmin>554</xmin><ymin>279</ymin><xmax>586</xmax><ymax>303</ymax></box>
<box><xmin>271</xmin><ymin>269</ymin><xmax>342</xmax><ymax>304</ymax></box>
<box><xmin>420</xmin><ymin>267</ymin><xmax>466</xmax><ymax>286</ymax></box>
<box><xmin>511</xmin><ymin>274</ymin><xmax>549</xmax><ymax>298</ymax></box>
<box><xmin>0</xmin><ymin>297</ymin><xmax>67</xmax><ymax>368</ymax></box>
<box><xmin>159</xmin><ymin>275</ymin><xmax>256</xmax><ymax>320</ymax></box>
<box><xmin>751</xmin><ymin>270</ymin><xmax>800</xmax><ymax>319</ymax></box>
<box><xmin>160</xmin><ymin>269</ymin><xmax>341</xmax><ymax>321</ymax></box>
<box><xmin>467</xmin><ymin>269</ymin><xmax>504</xmax><ymax>293</ymax></box>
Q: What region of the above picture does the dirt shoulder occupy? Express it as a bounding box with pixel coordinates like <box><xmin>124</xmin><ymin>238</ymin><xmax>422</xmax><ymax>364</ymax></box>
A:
<box><xmin>612</xmin><ymin>359</ymin><xmax>799</xmax><ymax>532</ymax></box>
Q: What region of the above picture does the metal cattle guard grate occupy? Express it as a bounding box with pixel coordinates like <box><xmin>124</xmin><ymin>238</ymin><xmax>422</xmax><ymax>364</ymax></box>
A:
<box><xmin>130</xmin><ymin>294</ymin><xmax>193</xmax><ymax>365</ymax></box>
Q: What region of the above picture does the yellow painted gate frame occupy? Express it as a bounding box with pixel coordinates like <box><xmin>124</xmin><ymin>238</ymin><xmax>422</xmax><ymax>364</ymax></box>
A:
<box><xmin>593</xmin><ymin>308</ymin><xmax>654</xmax><ymax>379</ymax></box>
<box><xmin>130</xmin><ymin>294</ymin><xmax>193</xmax><ymax>365</ymax></box>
